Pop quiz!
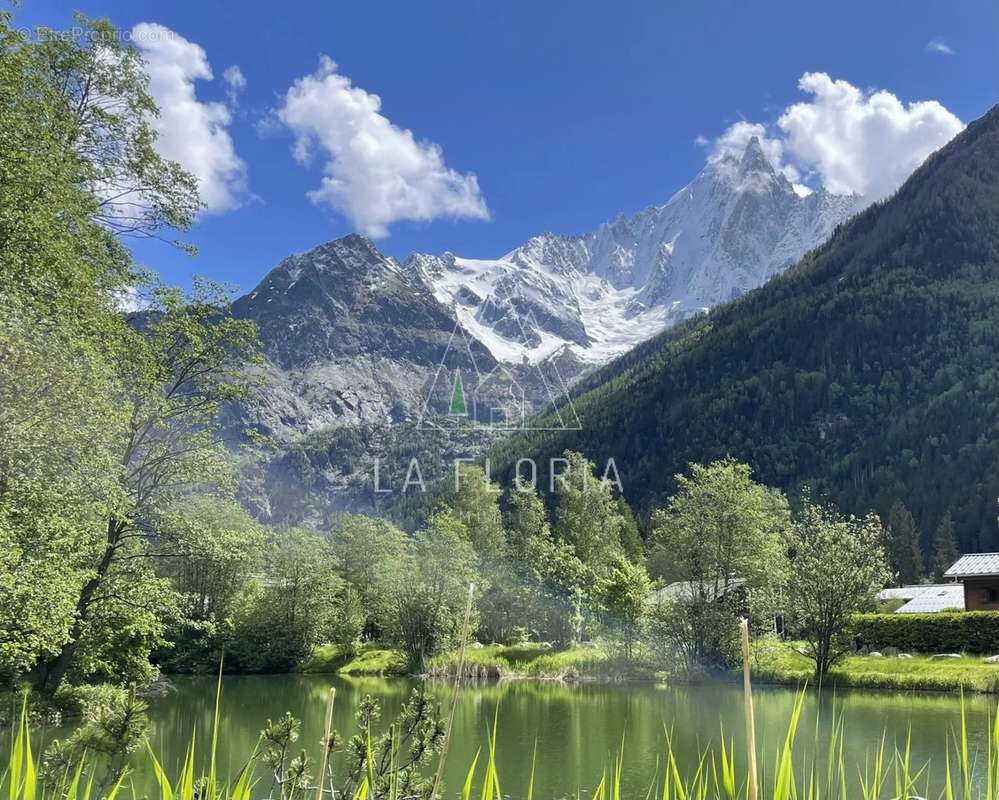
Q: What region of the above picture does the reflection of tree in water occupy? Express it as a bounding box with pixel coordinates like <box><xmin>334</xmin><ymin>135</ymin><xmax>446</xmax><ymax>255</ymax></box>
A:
<box><xmin>61</xmin><ymin>675</ymin><xmax>999</xmax><ymax>800</ymax></box>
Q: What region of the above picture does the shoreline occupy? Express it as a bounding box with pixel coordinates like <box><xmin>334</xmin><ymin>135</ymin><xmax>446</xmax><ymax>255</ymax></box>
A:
<box><xmin>286</xmin><ymin>641</ymin><xmax>999</xmax><ymax>695</ymax></box>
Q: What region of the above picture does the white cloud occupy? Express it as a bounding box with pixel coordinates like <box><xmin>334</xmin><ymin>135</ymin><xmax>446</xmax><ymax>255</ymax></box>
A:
<box><xmin>276</xmin><ymin>56</ymin><xmax>489</xmax><ymax>237</ymax></box>
<box><xmin>778</xmin><ymin>72</ymin><xmax>963</xmax><ymax>200</ymax></box>
<box><xmin>222</xmin><ymin>65</ymin><xmax>247</xmax><ymax>106</ymax></box>
<box><xmin>709</xmin><ymin>120</ymin><xmax>803</xmax><ymax>186</ymax></box>
<box><xmin>132</xmin><ymin>23</ymin><xmax>248</xmax><ymax>213</ymax></box>
<box><xmin>927</xmin><ymin>40</ymin><xmax>955</xmax><ymax>56</ymax></box>
<box><xmin>115</xmin><ymin>285</ymin><xmax>147</xmax><ymax>313</ymax></box>
<box><xmin>710</xmin><ymin>72</ymin><xmax>963</xmax><ymax>201</ymax></box>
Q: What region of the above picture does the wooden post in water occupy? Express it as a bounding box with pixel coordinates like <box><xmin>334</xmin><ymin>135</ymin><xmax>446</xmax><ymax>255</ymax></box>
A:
<box><xmin>740</xmin><ymin>618</ymin><xmax>759</xmax><ymax>800</ymax></box>
<box><xmin>431</xmin><ymin>582</ymin><xmax>476</xmax><ymax>800</ymax></box>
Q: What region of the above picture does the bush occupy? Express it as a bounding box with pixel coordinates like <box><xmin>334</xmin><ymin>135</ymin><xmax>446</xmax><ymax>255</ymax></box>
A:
<box><xmin>852</xmin><ymin>612</ymin><xmax>999</xmax><ymax>654</ymax></box>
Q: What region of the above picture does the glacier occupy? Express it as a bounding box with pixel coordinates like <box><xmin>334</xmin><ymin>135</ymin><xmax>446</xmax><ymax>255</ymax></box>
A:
<box><xmin>404</xmin><ymin>137</ymin><xmax>862</xmax><ymax>366</ymax></box>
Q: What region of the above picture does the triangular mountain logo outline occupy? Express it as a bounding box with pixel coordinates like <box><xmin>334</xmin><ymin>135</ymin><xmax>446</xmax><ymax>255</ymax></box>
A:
<box><xmin>449</xmin><ymin>369</ymin><xmax>467</xmax><ymax>416</ymax></box>
<box><xmin>416</xmin><ymin>288</ymin><xmax>582</xmax><ymax>433</ymax></box>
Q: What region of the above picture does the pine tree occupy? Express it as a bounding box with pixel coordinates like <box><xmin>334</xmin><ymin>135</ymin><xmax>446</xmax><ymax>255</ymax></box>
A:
<box><xmin>448</xmin><ymin>369</ymin><xmax>467</xmax><ymax>416</ymax></box>
<box><xmin>931</xmin><ymin>511</ymin><xmax>960</xmax><ymax>581</ymax></box>
<box><xmin>886</xmin><ymin>501</ymin><xmax>924</xmax><ymax>585</ymax></box>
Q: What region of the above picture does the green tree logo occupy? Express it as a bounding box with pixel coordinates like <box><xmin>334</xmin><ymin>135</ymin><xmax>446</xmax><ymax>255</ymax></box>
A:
<box><xmin>448</xmin><ymin>369</ymin><xmax>467</xmax><ymax>416</ymax></box>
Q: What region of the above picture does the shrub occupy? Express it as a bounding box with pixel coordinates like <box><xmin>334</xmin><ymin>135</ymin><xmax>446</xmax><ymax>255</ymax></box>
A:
<box><xmin>852</xmin><ymin>611</ymin><xmax>999</xmax><ymax>654</ymax></box>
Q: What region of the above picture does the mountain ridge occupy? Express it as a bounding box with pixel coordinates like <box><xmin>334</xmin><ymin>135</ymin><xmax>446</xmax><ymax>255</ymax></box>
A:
<box><xmin>404</xmin><ymin>136</ymin><xmax>861</xmax><ymax>367</ymax></box>
<box><xmin>230</xmin><ymin>138</ymin><xmax>862</xmax><ymax>441</ymax></box>
<box><xmin>490</xmin><ymin>103</ymin><xmax>999</xmax><ymax>552</ymax></box>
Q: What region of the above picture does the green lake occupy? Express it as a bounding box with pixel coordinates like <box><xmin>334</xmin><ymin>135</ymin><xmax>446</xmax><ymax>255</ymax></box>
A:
<box><xmin>27</xmin><ymin>676</ymin><xmax>999</xmax><ymax>798</ymax></box>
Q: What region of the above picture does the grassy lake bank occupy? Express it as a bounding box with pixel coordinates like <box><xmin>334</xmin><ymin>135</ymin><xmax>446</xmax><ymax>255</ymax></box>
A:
<box><xmin>752</xmin><ymin>640</ymin><xmax>999</xmax><ymax>693</ymax></box>
<box><xmin>295</xmin><ymin>640</ymin><xmax>999</xmax><ymax>693</ymax></box>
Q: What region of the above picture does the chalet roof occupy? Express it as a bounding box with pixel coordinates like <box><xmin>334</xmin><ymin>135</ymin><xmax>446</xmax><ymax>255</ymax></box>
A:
<box><xmin>945</xmin><ymin>553</ymin><xmax>999</xmax><ymax>578</ymax></box>
<box><xmin>894</xmin><ymin>584</ymin><xmax>964</xmax><ymax>613</ymax></box>
<box><xmin>877</xmin><ymin>585</ymin><xmax>928</xmax><ymax>602</ymax></box>
<box><xmin>649</xmin><ymin>578</ymin><xmax>746</xmax><ymax>604</ymax></box>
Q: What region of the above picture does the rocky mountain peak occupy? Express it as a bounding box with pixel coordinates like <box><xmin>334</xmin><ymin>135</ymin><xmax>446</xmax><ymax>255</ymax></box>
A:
<box><xmin>739</xmin><ymin>135</ymin><xmax>772</xmax><ymax>174</ymax></box>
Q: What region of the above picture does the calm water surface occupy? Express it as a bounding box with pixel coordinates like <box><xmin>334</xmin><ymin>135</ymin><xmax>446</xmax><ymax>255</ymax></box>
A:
<box><xmin>28</xmin><ymin>676</ymin><xmax>999</xmax><ymax>798</ymax></box>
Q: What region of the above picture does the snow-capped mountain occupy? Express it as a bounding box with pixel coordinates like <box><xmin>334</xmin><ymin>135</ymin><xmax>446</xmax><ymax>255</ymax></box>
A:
<box><xmin>229</xmin><ymin>235</ymin><xmax>497</xmax><ymax>439</ymax></box>
<box><xmin>230</xmin><ymin>139</ymin><xmax>862</xmax><ymax>441</ymax></box>
<box><xmin>405</xmin><ymin>137</ymin><xmax>862</xmax><ymax>365</ymax></box>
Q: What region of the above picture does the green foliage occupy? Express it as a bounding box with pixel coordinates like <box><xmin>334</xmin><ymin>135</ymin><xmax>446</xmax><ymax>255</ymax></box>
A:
<box><xmin>595</xmin><ymin>556</ymin><xmax>651</xmax><ymax>659</ymax></box>
<box><xmin>852</xmin><ymin>611</ymin><xmax>999</xmax><ymax>655</ymax></box>
<box><xmin>646</xmin><ymin>459</ymin><xmax>790</xmax><ymax>667</ymax></box>
<box><xmin>41</xmin><ymin>690</ymin><xmax>149</xmax><ymax>791</ymax></box>
<box><xmin>30</xmin><ymin>13</ymin><xmax>201</xmax><ymax>243</ymax></box>
<box><xmin>0</xmin><ymin>12</ymin><xmax>130</xmax><ymax>323</ymax></box>
<box><xmin>228</xmin><ymin>529</ymin><xmax>344</xmax><ymax>673</ymax></box>
<box><xmin>441</xmin><ymin>464</ymin><xmax>505</xmax><ymax>559</ymax></box>
<box><xmin>339</xmin><ymin>690</ymin><xmax>445</xmax><ymax>800</ymax></box>
<box><xmin>490</xmin><ymin>106</ymin><xmax>999</xmax><ymax>555</ymax></box>
<box><xmin>502</xmin><ymin>479</ymin><xmax>592</xmax><ymax>646</ymax></box>
<box><xmin>644</xmin><ymin>596</ymin><xmax>742</xmax><ymax>670</ymax></box>
<box><xmin>786</xmin><ymin>503</ymin><xmax>890</xmax><ymax>675</ymax></box>
<box><xmin>886</xmin><ymin>501</ymin><xmax>923</xmax><ymax>585</ymax></box>
<box><xmin>0</xmin><ymin>310</ymin><xmax>121</xmax><ymax>677</ymax></box>
<box><xmin>157</xmin><ymin>498</ymin><xmax>267</xmax><ymax>672</ymax></box>
<box><xmin>387</xmin><ymin>509</ymin><xmax>479</xmax><ymax>669</ymax></box>
<box><xmin>552</xmin><ymin>451</ymin><xmax>626</xmax><ymax>575</ymax></box>
<box><xmin>295</xmin><ymin>644</ymin><xmax>408</xmax><ymax>676</ymax></box>
<box><xmin>426</xmin><ymin>643</ymin><xmax>639</xmax><ymax>680</ymax></box>
<box><xmin>932</xmin><ymin>511</ymin><xmax>960</xmax><ymax>582</ymax></box>
<box><xmin>0</xmin><ymin>7</ymin><xmax>258</xmax><ymax>693</ymax></box>
<box><xmin>642</xmin><ymin>601</ymin><xmax>691</xmax><ymax>671</ymax></box>
<box><xmin>34</xmin><ymin>280</ymin><xmax>260</xmax><ymax>692</ymax></box>
<box><xmin>615</xmin><ymin>498</ymin><xmax>644</xmax><ymax>563</ymax></box>
<box><xmin>331</xmin><ymin>514</ymin><xmax>410</xmax><ymax>637</ymax></box>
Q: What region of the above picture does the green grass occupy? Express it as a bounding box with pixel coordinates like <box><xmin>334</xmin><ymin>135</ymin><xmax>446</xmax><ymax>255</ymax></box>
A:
<box><xmin>753</xmin><ymin>640</ymin><xmax>999</xmax><ymax>693</ymax></box>
<box><xmin>427</xmin><ymin>643</ymin><xmax>657</xmax><ymax>680</ymax></box>
<box><xmin>297</xmin><ymin>643</ymin><xmax>408</xmax><ymax>676</ymax></box>
<box><xmin>300</xmin><ymin>639</ymin><xmax>999</xmax><ymax>691</ymax></box>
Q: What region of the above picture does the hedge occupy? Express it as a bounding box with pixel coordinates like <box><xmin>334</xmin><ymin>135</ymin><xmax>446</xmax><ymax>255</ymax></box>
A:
<box><xmin>852</xmin><ymin>612</ymin><xmax>999</xmax><ymax>655</ymax></box>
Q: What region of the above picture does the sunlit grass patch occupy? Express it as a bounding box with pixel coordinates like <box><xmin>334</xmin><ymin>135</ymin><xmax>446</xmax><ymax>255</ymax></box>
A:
<box><xmin>753</xmin><ymin>640</ymin><xmax>999</xmax><ymax>693</ymax></box>
<box><xmin>427</xmin><ymin>642</ymin><xmax>658</xmax><ymax>680</ymax></box>
<box><xmin>298</xmin><ymin>644</ymin><xmax>408</xmax><ymax>676</ymax></box>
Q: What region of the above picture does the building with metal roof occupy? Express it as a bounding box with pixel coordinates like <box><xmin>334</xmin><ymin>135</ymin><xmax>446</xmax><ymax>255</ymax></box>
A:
<box><xmin>945</xmin><ymin>553</ymin><xmax>999</xmax><ymax>578</ymax></box>
<box><xmin>894</xmin><ymin>584</ymin><xmax>965</xmax><ymax>614</ymax></box>
<box><xmin>943</xmin><ymin>554</ymin><xmax>999</xmax><ymax>611</ymax></box>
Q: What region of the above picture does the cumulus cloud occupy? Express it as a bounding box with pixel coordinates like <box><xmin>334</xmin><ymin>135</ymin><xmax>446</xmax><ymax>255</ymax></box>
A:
<box><xmin>115</xmin><ymin>285</ymin><xmax>148</xmax><ymax>313</ymax></box>
<box><xmin>778</xmin><ymin>72</ymin><xmax>963</xmax><ymax>199</ymax></box>
<box><xmin>710</xmin><ymin>72</ymin><xmax>963</xmax><ymax>201</ymax></box>
<box><xmin>133</xmin><ymin>23</ymin><xmax>248</xmax><ymax>213</ymax></box>
<box><xmin>276</xmin><ymin>56</ymin><xmax>489</xmax><ymax>237</ymax></box>
<box><xmin>927</xmin><ymin>40</ymin><xmax>955</xmax><ymax>56</ymax></box>
<box><xmin>222</xmin><ymin>65</ymin><xmax>247</xmax><ymax>105</ymax></box>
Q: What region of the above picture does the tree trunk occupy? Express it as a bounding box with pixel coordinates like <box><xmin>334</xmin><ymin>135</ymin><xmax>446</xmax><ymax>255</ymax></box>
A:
<box><xmin>38</xmin><ymin>517</ymin><xmax>121</xmax><ymax>693</ymax></box>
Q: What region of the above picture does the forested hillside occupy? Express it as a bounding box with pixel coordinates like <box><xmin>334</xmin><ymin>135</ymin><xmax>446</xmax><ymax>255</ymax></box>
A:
<box><xmin>493</xmin><ymin>104</ymin><xmax>999</xmax><ymax>553</ymax></box>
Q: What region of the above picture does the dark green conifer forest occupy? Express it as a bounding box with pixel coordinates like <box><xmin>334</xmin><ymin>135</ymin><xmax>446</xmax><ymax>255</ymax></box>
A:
<box><xmin>493</xmin><ymin>105</ymin><xmax>999</xmax><ymax>554</ymax></box>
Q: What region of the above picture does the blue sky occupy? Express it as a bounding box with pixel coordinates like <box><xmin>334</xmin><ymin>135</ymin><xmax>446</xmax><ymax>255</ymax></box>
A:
<box><xmin>16</xmin><ymin>0</ymin><xmax>999</xmax><ymax>295</ymax></box>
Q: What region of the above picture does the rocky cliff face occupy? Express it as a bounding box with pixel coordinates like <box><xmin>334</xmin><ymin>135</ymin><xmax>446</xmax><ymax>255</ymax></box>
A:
<box><xmin>230</xmin><ymin>234</ymin><xmax>495</xmax><ymax>440</ymax></box>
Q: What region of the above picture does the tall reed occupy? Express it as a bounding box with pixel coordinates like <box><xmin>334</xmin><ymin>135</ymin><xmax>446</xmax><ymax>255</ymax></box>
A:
<box><xmin>5</xmin><ymin>687</ymin><xmax>999</xmax><ymax>799</ymax></box>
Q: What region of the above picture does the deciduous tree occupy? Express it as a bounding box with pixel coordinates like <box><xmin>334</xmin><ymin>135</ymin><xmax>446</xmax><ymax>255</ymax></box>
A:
<box><xmin>787</xmin><ymin>502</ymin><xmax>890</xmax><ymax>676</ymax></box>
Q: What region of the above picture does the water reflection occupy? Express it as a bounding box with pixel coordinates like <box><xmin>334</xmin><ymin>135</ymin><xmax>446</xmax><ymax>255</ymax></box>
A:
<box><xmin>28</xmin><ymin>676</ymin><xmax>999</xmax><ymax>798</ymax></box>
